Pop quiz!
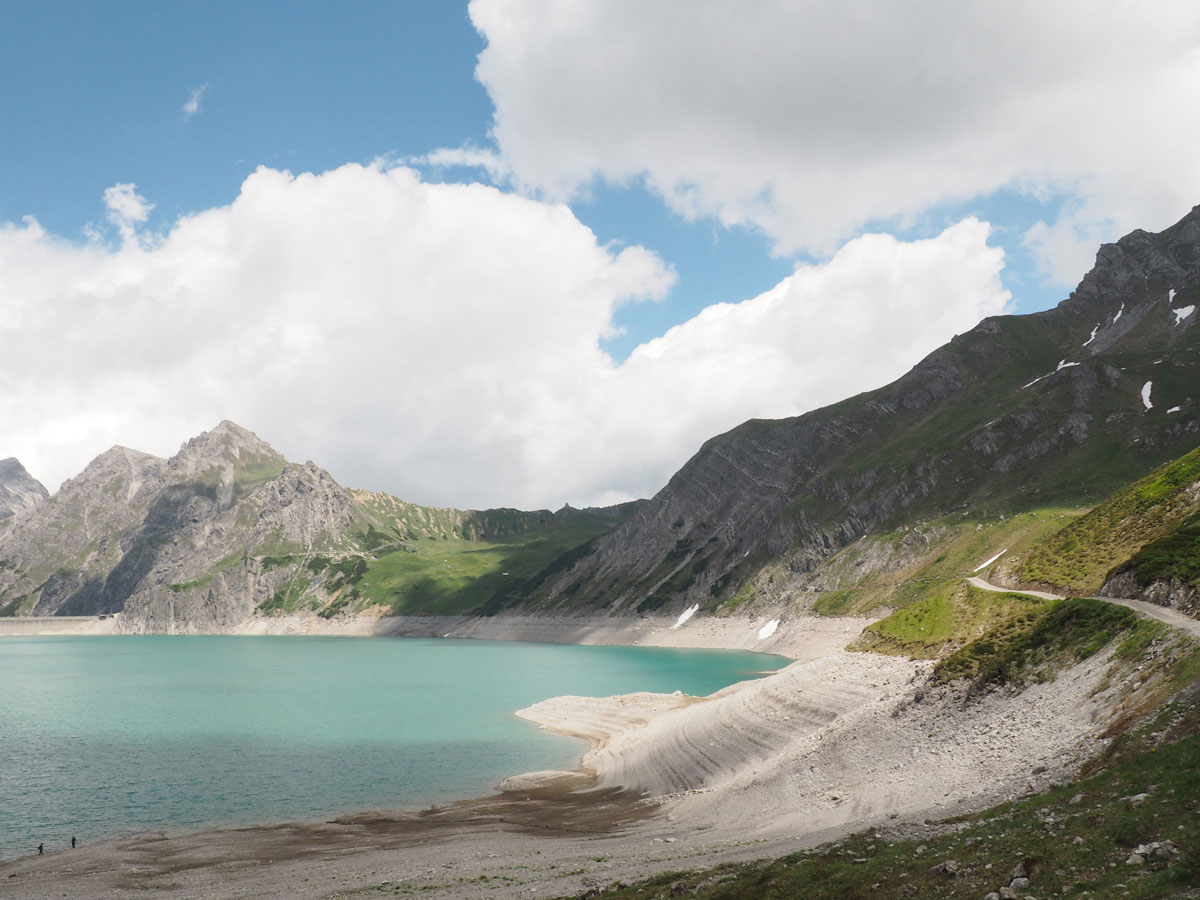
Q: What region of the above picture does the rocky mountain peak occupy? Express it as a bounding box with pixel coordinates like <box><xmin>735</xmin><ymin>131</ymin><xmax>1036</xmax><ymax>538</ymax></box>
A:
<box><xmin>0</xmin><ymin>458</ymin><xmax>48</xmax><ymax>521</ymax></box>
<box><xmin>173</xmin><ymin>421</ymin><xmax>283</xmax><ymax>471</ymax></box>
<box><xmin>166</xmin><ymin>422</ymin><xmax>287</xmax><ymax>510</ymax></box>
<box><xmin>1034</xmin><ymin>206</ymin><xmax>1199</xmax><ymax>359</ymax></box>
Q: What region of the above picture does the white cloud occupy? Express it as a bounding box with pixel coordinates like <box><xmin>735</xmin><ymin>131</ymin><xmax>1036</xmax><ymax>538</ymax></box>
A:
<box><xmin>406</xmin><ymin>145</ymin><xmax>511</xmax><ymax>183</ymax></box>
<box><xmin>100</xmin><ymin>183</ymin><xmax>154</xmax><ymax>248</ymax></box>
<box><xmin>183</xmin><ymin>84</ymin><xmax>208</xmax><ymax>120</ymax></box>
<box><xmin>470</xmin><ymin>0</ymin><xmax>1200</xmax><ymax>280</ymax></box>
<box><xmin>103</xmin><ymin>183</ymin><xmax>153</xmax><ymax>226</ymax></box>
<box><xmin>0</xmin><ymin>166</ymin><xmax>1006</xmax><ymax>510</ymax></box>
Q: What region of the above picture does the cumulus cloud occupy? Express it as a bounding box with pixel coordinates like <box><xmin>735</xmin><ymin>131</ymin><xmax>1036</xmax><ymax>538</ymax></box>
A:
<box><xmin>1</xmin><ymin>166</ymin><xmax>1007</xmax><ymax>509</ymax></box>
<box><xmin>183</xmin><ymin>83</ymin><xmax>208</xmax><ymax>120</ymax></box>
<box><xmin>470</xmin><ymin>0</ymin><xmax>1200</xmax><ymax>280</ymax></box>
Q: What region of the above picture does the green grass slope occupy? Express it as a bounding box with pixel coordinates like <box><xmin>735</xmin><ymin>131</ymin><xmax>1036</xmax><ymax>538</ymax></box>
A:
<box><xmin>850</xmin><ymin>582</ymin><xmax>1056</xmax><ymax>658</ymax></box>
<box><xmin>250</xmin><ymin>494</ymin><xmax>640</xmax><ymax>619</ymax></box>
<box><xmin>1010</xmin><ymin>442</ymin><xmax>1200</xmax><ymax>595</ymax></box>
<box><xmin>1118</xmin><ymin>508</ymin><xmax>1200</xmax><ymax>595</ymax></box>
<box><xmin>733</xmin><ymin>506</ymin><xmax>1083</xmax><ymax>619</ymax></box>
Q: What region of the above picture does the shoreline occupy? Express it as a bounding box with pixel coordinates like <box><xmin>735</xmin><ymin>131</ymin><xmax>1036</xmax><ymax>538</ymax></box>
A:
<box><xmin>237</xmin><ymin>609</ymin><xmax>879</xmax><ymax>661</ymax></box>
<box><xmin>0</xmin><ymin>610</ymin><xmax>1131</xmax><ymax>898</ymax></box>
<box><xmin>0</xmin><ymin>608</ymin><xmax>876</xmax><ymax>661</ymax></box>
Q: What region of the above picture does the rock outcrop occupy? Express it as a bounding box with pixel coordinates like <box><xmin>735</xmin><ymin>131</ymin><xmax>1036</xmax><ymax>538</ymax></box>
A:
<box><xmin>1102</xmin><ymin>571</ymin><xmax>1199</xmax><ymax>617</ymax></box>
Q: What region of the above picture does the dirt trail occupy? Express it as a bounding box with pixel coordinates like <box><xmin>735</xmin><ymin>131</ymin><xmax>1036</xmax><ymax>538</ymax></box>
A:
<box><xmin>967</xmin><ymin>576</ymin><xmax>1200</xmax><ymax>638</ymax></box>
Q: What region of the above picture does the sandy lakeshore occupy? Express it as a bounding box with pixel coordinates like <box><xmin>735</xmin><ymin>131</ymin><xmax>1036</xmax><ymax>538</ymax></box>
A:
<box><xmin>0</xmin><ymin>611</ymin><xmax>1127</xmax><ymax>899</ymax></box>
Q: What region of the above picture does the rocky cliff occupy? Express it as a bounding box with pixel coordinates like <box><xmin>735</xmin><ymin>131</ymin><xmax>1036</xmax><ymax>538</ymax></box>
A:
<box><xmin>516</xmin><ymin>206</ymin><xmax>1200</xmax><ymax>617</ymax></box>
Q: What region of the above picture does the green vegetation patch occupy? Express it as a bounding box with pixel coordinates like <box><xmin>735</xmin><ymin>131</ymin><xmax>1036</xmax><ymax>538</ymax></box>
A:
<box><xmin>852</xmin><ymin>582</ymin><xmax>1054</xmax><ymax>659</ymax></box>
<box><xmin>1118</xmin><ymin>508</ymin><xmax>1200</xmax><ymax>590</ymax></box>
<box><xmin>0</xmin><ymin>594</ymin><xmax>32</xmax><ymax>617</ymax></box>
<box><xmin>166</xmin><ymin>574</ymin><xmax>213</xmax><ymax>593</ymax></box>
<box><xmin>360</xmin><ymin>540</ymin><xmax>534</xmax><ymax>616</ymax></box>
<box><xmin>811</xmin><ymin>588</ymin><xmax>860</xmax><ymax>616</ymax></box>
<box><xmin>801</xmin><ymin>508</ymin><xmax>1082</xmax><ymax>618</ymax></box>
<box><xmin>259</xmin><ymin>574</ymin><xmax>314</xmax><ymax>615</ymax></box>
<box><xmin>326</xmin><ymin>557</ymin><xmax>368</xmax><ymax>592</ymax></box>
<box><xmin>934</xmin><ymin>598</ymin><xmax>1140</xmax><ymax>688</ymax></box>
<box><xmin>357</xmin><ymin>523</ymin><xmax>403</xmax><ymax>555</ymax></box>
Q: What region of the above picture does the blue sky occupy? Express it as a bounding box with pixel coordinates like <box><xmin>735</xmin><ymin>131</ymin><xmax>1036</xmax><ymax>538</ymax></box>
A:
<box><xmin>3</xmin><ymin>1</ymin><xmax>1199</xmax><ymax>508</ymax></box>
<box><xmin>2</xmin><ymin>0</ymin><xmax>794</xmax><ymax>361</ymax></box>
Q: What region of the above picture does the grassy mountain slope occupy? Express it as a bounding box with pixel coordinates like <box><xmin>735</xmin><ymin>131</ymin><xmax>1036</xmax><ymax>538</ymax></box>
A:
<box><xmin>740</xmin><ymin>506</ymin><xmax>1083</xmax><ymax>619</ymax></box>
<box><xmin>1002</xmin><ymin>443</ymin><xmax>1200</xmax><ymax>596</ymax></box>
<box><xmin>1117</xmin><ymin>509</ymin><xmax>1200</xmax><ymax>594</ymax></box>
<box><xmin>255</xmin><ymin>499</ymin><xmax>638</xmax><ymax>618</ymax></box>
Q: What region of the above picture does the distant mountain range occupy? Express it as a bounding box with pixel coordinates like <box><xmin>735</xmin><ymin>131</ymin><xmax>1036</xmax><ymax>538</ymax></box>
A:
<box><xmin>2</xmin><ymin>207</ymin><xmax>1198</xmax><ymax>630</ymax></box>
<box><xmin>0</xmin><ymin>421</ymin><xmax>639</xmax><ymax>629</ymax></box>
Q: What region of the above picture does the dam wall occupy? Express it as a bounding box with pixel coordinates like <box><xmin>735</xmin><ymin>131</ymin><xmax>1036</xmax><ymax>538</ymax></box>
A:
<box><xmin>0</xmin><ymin>615</ymin><xmax>120</xmax><ymax>636</ymax></box>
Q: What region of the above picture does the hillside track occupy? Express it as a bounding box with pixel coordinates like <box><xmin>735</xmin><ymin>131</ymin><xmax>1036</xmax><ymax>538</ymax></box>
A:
<box><xmin>967</xmin><ymin>576</ymin><xmax>1200</xmax><ymax>638</ymax></box>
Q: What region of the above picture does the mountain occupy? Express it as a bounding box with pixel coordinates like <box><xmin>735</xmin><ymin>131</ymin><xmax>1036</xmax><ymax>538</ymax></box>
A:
<box><xmin>0</xmin><ymin>422</ymin><xmax>639</xmax><ymax>627</ymax></box>
<box><xmin>0</xmin><ymin>458</ymin><xmax>48</xmax><ymax>525</ymax></box>
<box><xmin>511</xmin><ymin>206</ymin><xmax>1200</xmax><ymax>617</ymax></box>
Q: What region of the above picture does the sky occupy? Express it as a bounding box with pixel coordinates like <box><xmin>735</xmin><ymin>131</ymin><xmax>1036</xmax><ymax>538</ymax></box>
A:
<box><xmin>3</xmin><ymin>1</ymin><xmax>1200</xmax><ymax>511</ymax></box>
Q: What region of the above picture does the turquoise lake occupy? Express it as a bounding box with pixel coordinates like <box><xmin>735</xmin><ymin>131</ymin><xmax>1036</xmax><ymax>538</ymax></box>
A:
<box><xmin>0</xmin><ymin>635</ymin><xmax>786</xmax><ymax>861</ymax></box>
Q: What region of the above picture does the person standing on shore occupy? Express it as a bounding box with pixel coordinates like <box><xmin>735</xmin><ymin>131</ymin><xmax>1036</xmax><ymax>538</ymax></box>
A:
<box><xmin>37</xmin><ymin>843</ymin><xmax>43</xmax><ymax>855</ymax></box>
<box><xmin>71</xmin><ymin>836</ymin><xmax>76</xmax><ymax>849</ymax></box>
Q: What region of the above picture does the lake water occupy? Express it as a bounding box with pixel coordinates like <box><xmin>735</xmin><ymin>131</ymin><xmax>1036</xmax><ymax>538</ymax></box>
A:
<box><xmin>0</xmin><ymin>635</ymin><xmax>785</xmax><ymax>860</ymax></box>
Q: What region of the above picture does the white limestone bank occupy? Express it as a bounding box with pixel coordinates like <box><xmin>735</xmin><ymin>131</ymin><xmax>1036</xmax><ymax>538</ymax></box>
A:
<box><xmin>517</xmin><ymin>646</ymin><xmax>1121</xmax><ymax>847</ymax></box>
<box><xmin>230</xmin><ymin>610</ymin><xmax>876</xmax><ymax>660</ymax></box>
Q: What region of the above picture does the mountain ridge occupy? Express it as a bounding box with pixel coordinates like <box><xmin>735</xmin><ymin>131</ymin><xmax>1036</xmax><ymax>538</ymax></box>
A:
<box><xmin>0</xmin><ymin>458</ymin><xmax>48</xmax><ymax>527</ymax></box>
<box><xmin>509</xmin><ymin>205</ymin><xmax>1200</xmax><ymax>617</ymax></box>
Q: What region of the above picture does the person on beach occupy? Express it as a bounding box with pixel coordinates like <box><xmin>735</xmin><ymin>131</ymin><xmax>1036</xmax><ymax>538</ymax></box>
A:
<box><xmin>37</xmin><ymin>843</ymin><xmax>43</xmax><ymax>855</ymax></box>
<box><xmin>71</xmin><ymin>836</ymin><xmax>76</xmax><ymax>848</ymax></box>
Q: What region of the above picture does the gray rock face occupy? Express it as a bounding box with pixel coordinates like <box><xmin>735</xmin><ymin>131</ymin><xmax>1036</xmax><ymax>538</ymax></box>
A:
<box><xmin>0</xmin><ymin>421</ymin><xmax>304</xmax><ymax>623</ymax></box>
<box><xmin>525</xmin><ymin>205</ymin><xmax>1200</xmax><ymax>615</ymax></box>
<box><xmin>1102</xmin><ymin>570</ymin><xmax>1200</xmax><ymax>617</ymax></box>
<box><xmin>0</xmin><ymin>458</ymin><xmax>48</xmax><ymax>523</ymax></box>
<box><xmin>117</xmin><ymin>461</ymin><xmax>362</xmax><ymax>632</ymax></box>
